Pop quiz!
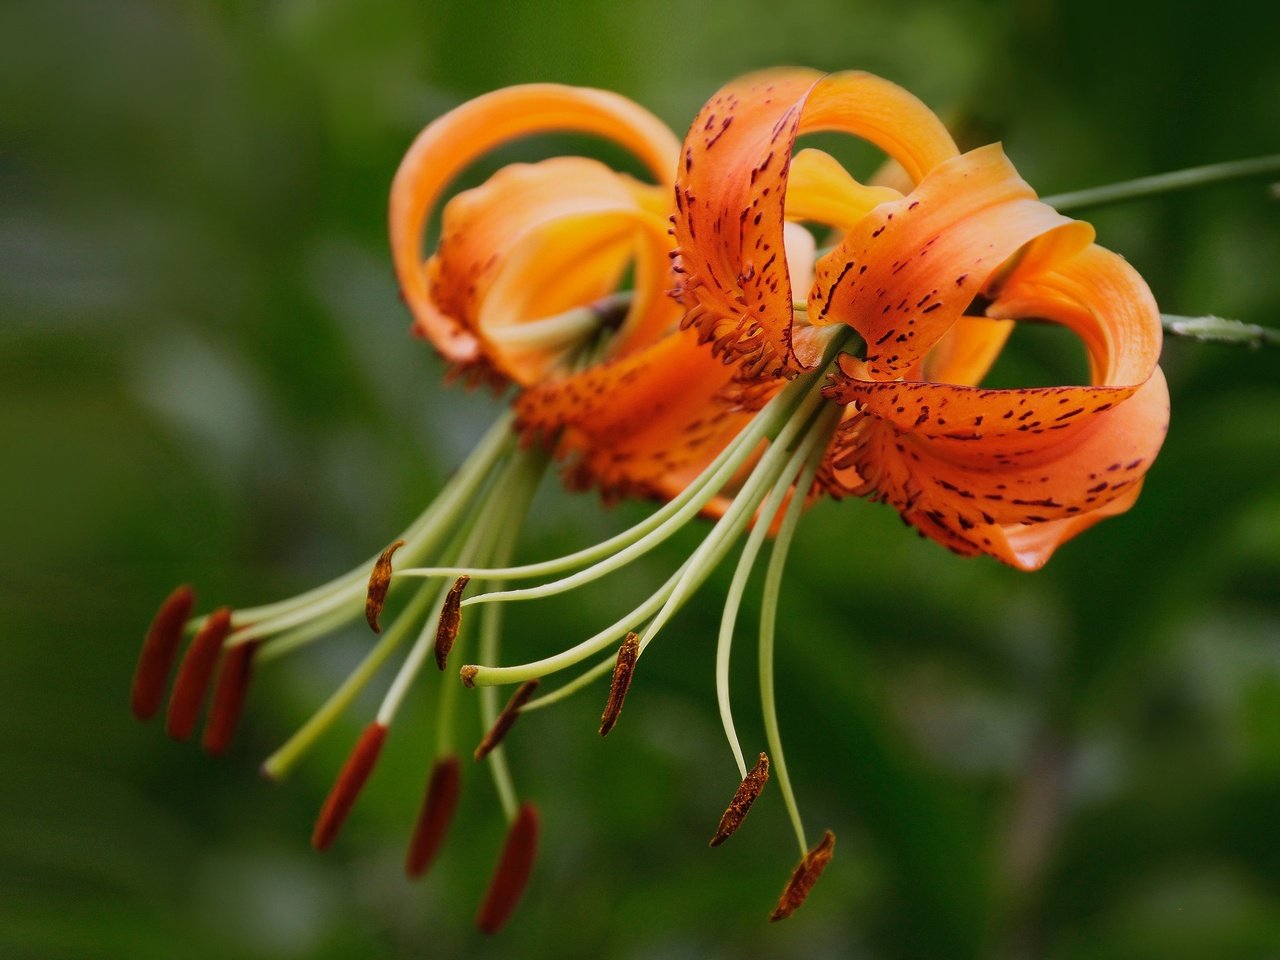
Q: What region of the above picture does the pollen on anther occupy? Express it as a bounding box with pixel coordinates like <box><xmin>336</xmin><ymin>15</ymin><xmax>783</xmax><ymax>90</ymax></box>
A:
<box><xmin>435</xmin><ymin>575</ymin><xmax>470</xmax><ymax>670</ymax></box>
<box><xmin>312</xmin><ymin>722</ymin><xmax>388</xmax><ymax>851</ymax></box>
<box><xmin>770</xmin><ymin>830</ymin><xmax>836</xmax><ymax>922</ymax></box>
<box><xmin>598</xmin><ymin>632</ymin><xmax>639</xmax><ymax>737</ymax></box>
<box><xmin>131</xmin><ymin>585</ymin><xmax>196</xmax><ymax>721</ymax></box>
<box><xmin>165</xmin><ymin>607</ymin><xmax>233</xmax><ymax>741</ymax></box>
<box><xmin>406</xmin><ymin>754</ymin><xmax>461</xmax><ymax>879</ymax></box>
<box><xmin>710</xmin><ymin>752</ymin><xmax>769</xmax><ymax>847</ymax></box>
<box><xmin>365</xmin><ymin>539</ymin><xmax>406</xmax><ymax>634</ymax></box>
<box><xmin>474</xmin><ymin>680</ymin><xmax>539</xmax><ymax>761</ymax></box>
<box><xmin>476</xmin><ymin>802</ymin><xmax>540</xmax><ymax>934</ymax></box>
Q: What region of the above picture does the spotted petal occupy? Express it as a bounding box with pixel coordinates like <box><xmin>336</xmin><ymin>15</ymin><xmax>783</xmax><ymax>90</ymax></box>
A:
<box><xmin>673</xmin><ymin>69</ymin><xmax>959</xmax><ymax>381</ymax></box>
<box><xmin>823</xmin><ymin>243</ymin><xmax>1168</xmax><ymax>570</ymax></box>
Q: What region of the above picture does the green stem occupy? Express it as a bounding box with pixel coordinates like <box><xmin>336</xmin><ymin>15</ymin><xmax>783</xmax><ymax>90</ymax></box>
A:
<box><xmin>1043</xmin><ymin>154</ymin><xmax>1280</xmax><ymax>211</ymax></box>
<box><xmin>1162</xmin><ymin>313</ymin><xmax>1280</xmax><ymax>348</ymax></box>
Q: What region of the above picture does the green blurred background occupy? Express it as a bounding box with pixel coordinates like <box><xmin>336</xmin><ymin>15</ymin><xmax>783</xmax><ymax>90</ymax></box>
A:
<box><xmin>3</xmin><ymin>0</ymin><xmax>1278</xmax><ymax>957</ymax></box>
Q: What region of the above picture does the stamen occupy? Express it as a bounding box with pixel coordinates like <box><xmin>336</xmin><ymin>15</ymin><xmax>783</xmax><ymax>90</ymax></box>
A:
<box><xmin>131</xmin><ymin>585</ymin><xmax>195</xmax><ymax>721</ymax></box>
<box><xmin>435</xmin><ymin>575</ymin><xmax>470</xmax><ymax>670</ymax></box>
<box><xmin>365</xmin><ymin>539</ymin><xmax>405</xmax><ymax>633</ymax></box>
<box><xmin>312</xmin><ymin>722</ymin><xmax>388</xmax><ymax>851</ymax></box>
<box><xmin>769</xmin><ymin>830</ymin><xmax>836</xmax><ymax>922</ymax></box>
<box><xmin>598</xmin><ymin>632</ymin><xmax>639</xmax><ymax>737</ymax></box>
<box><xmin>474</xmin><ymin>680</ymin><xmax>539</xmax><ymax>761</ymax></box>
<box><xmin>165</xmin><ymin>607</ymin><xmax>233</xmax><ymax>741</ymax></box>
<box><xmin>710</xmin><ymin>752</ymin><xmax>769</xmax><ymax>847</ymax></box>
<box><xmin>476</xmin><ymin>802</ymin><xmax>539</xmax><ymax>935</ymax></box>
<box><xmin>202</xmin><ymin>639</ymin><xmax>258</xmax><ymax>755</ymax></box>
<box><xmin>405</xmin><ymin>754</ymin><xmax>461</xmax><ymax>879</ymax></box>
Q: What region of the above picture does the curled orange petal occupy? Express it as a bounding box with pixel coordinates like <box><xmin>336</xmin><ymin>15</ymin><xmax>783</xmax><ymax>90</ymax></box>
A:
<box><xmin>673</xmin><ymin>68</ymin><xmax>958</xmax><ymax>380</ymax></box>
<box><xmin>390</xmin><ymin>84</ymin><xmax>679</xmax><ymax>376</ymax></box>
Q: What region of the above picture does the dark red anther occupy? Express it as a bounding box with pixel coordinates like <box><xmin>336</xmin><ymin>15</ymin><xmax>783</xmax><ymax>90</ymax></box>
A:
<box><xmin>312</xmin><ymin>722</ymin><xmax>388</xmax><ymax>851</ymax></box>
<box><xmin>770</xmin><ymin>830</ymin><xmax>836</xmax><ymax>922</ymax></box>
<box><xmin>709</xmin><ymin>752</ymin><xmax>769</xmax><ymax>847</ymax></box>
<box><xmin>476</xmin><ymin>802</ymin><xmax>539</xmax><ymax>934</ymax></box>
<box><xmin>474</xmin><ymin>680</ymin><xmax>539</xmax><ymax>761</ymax></box>
<box><xmin>366</xmin><ymin>540</ymin><xmax>406</xmax><ymax>633</ymax></box>
<box><xmin>435</xmin><ymin>576</ymin><xmax>470</xmax><ymax>670</ymax></box>
<box><xmin>201</xmin><ymin>638</ymin><xmax>258</xmax><ymax>755</ymax></box>
<box><xmin>598</xmin><ymin>632</ymin><xmax>639</xmax><ymax>737</ymax></box>
<box><xmin>165</xmin><ymin>607</ymin><xmax>233</xmax><ymax>741</ymax></box>
<box><xmin>405</xmin><ymin>754</ymin><xmax>461</xmax><ymax>879</ymax></box>
<box><xmin>131</xmin><ymin>585</ymin><xmax>195</xmax><ymax>721</ymax></box>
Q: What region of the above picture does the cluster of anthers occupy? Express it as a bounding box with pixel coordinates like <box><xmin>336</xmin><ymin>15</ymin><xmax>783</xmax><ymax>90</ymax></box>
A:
<box><xmin>131</xmin><ymin>68</ymin><xmax>1169</xmax><ymax>931</ymax></box>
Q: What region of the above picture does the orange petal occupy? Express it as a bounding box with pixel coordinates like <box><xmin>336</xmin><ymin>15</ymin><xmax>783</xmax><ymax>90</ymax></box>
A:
<box><xmin>390</xmin><ymin>84</ymin><xmax>679</xmax><ymax>372</ymax></box>
<box><xmin>427</xmin><ymin>157</ymin><xmax>680</xmax><ymax>385</ymax></box>
<box><xmin>823</xmin><ymin>236</ymin><xmax>1168</xmax><ymax>569</ymax></box>
<box><xmin>808</xmin><ymin>144</ymin><xmax>1094</xmax><ymax>379</ymax></box>
<box><xmin>516</xmin><ymin>328</ymin><xmax>754</xmax><ymax>499</ymax></box>
<box><xmin>674</xmin><ymin>69</ymin><xmax>958</xmax><ymax>380</ymax></box>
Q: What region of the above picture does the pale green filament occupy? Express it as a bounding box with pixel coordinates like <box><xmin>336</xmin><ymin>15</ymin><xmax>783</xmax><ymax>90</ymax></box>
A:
<box><xmin>222</xmin><ymin>410</ymin><xmax>519</xmax><ymax>646</ymax></box>
<box><xmin>260</xmin><ymin>579</ymin><xmax>441</xmax><ymax>780</ymax></box>
<box><xmin>393</xmin><ymin>367</ymin><xmax>818</xmax><ymax>592</ymax></box>
<box><xmin>714</xmin><ymin>431</ymin><xmax>823</xmax><ymax>780</ymax></box>
<box><xmin>760</xmin><ymin>405</ymin><xmax>840</xmax><ymax>858</ymax></box>
<box><xmin>1043</xmin><ymin>153</ymin><xmax>1280</xmax><ymax>212</ymax></box>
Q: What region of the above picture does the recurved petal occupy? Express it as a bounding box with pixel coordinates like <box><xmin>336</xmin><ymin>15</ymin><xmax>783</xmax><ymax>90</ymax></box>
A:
<box><xmin>674</xmin><ymin>69</ymin><xmax>958</xmax><ymax>380</ymax></box>
<box><xmin>390</xmin><ymin>84</ymin><xmax>680</xmax><ymax>370</ymax></box>
<box><xmin>428</xmin><ymin>157</ymin><xmax>679</xmax><ymax>385</ymax></box>
<box><xmin>786</xmin><ymin>149</ymin><xmax>902</xmax><ymax>233</ymax></box>
<box><xmin>986</xmin><ymin>243</ymin><xmax>1162</xmax><ymax>387</ymax></box>
<box><xmin>808</xmin><ymin>144</ymin><xmax>1094</xmax><ymax>379</ymax></box>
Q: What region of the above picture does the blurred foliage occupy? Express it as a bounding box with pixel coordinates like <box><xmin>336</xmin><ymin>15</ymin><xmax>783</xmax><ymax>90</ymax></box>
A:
<box><xmin>2</xmin><ymin>0</ymin><xmax>1278</xmax><ymax>958</ymax></box>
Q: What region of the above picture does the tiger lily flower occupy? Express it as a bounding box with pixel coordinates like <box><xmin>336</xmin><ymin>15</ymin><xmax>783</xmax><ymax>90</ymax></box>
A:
<box><xmin>131</xmin><ymin>82</ymin><xmax>688</xmax><ymax>932</ymax></box>
<box><xmin>422</xmin><ymin>69</ymin><xmax>1167</xmax><ymax>919</ymax></box>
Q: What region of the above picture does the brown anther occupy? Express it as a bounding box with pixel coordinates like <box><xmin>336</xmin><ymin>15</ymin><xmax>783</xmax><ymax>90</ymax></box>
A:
<box><xmin>474</xmin><ymin>680</ymin><xmax>539</xmax><ymax>761</ymax></box>
<box><xmin>131</xmin><ymin>585</ymin><xmax>196</xmax><ymax>721</ymax></box>
<box><xmin>164</xmin><ymin>607</ymin><xmax>233</xmax><ymax>741</ymax></box>
<box><xmin>709</xmin><ymin>752</ymin><xmax>770</xmax><ymax>847</ymax></box>
<box><xmin>312</xmin><ymin>722</ymin><xmax>388</xmax><ymax>851</ymax></box>
<box><xmin>598</xmin><ymin>632</ymin><xmax>639</xmax><ymax>737</ymax></box>
<box><xmin>365</xmin><ymin>539</ymin><xmax>406</xmax><ymax>633</ymax></box>
<box><xmin>459</xmin><ymin>664</ymin><xmax>479</xmax><ymax>688</ymax></box>
<box><xmin>769</xmin><ymin>830</ymin><xmax>836</xmax><ymax>922</ymax></box>
<box><xmin>476</xmin><ymin>802</ymin><xmax>539</xmax><ymax>934</ymax></box>
<box><xmin>405</xmin><ymin>754</ymin><xmax>461</xmax><ymax>879</ymax></box>
<box><xmin>435</xmin><ymin>575</ymin><xmax>470</xmax><ymax>670</ymax></box>
<box><xmin>201</xmin><ymin>638</ymin><xmax>258</xmax><ymax>755</ymax></box>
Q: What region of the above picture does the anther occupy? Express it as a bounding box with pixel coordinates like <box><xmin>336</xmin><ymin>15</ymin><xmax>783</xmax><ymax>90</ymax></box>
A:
<box><xmin>769</xmin><ymin>830</ymin><xmax>836</xmax><ymax>922</ymax></box>
<box><xmin>131</xmin><ymin>585</ymin><xmax>195</xmax><ymax>721</ymax></box>
<box><xmin>201</xmin><ymin>639</ymin><xmax>258</xmax><ymax>755</ymax></box>
<box><xmin>476</xmin><ymin>802</ymin><xmax>539</xmax><ymax>934</ymax></box>
<box><xmin>474</xmin><ymin>680</ymin><xmax>539</xmax><ymax>761</ymax></box>
<box><xmin>709</xmin><ymin>752</ymin><xmax>769</xmax><ymax>847</ymax></box>
<box><xmin>365</xmin><ymin>539</ymin><xmax>406</xmax><ymax>633</ymax></box>
<box><xmin>312</xmin><ymin>722</ymin><xmax>388</xmax><ymax>851</ymax></box>
<box><xmin>165</xmin><ymin>607</ymin><xmax>233</xmax><ymax>741</ymax></box>
<box><xmin>405</xmin><ymin>754</ymin><xmax>461</xmax><ymax>879</ymax></box>
<box><xmin>598</xmin><ymin>632</ymin><xmax>639</xmax><ymax>737</ymax></box>
<box><xmin>435</xmin><ymin>575</ymin><xmax>470</xmax><ymax>670</ymax></box>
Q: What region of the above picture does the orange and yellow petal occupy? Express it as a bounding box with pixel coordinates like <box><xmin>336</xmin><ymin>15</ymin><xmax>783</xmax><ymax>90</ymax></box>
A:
<box><xmin>673</xmin><ymin>69</ymin><xmax>958</xmax><ymax>381</ymax></box>
<box><xmin>390</xmin><ymin>84</ymin><xmax>680</xmax><ymax>374</ymax></box>
<box><xmin>428</xmin><ymin>157</ymin><xmax>679</xmax><ymax>385</ymax></box>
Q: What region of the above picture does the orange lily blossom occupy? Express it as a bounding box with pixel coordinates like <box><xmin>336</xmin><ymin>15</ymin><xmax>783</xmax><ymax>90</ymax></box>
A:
<box><xmin>131</xmin><ymin>82</ymin><xmax>699</xmax><ymax>934</ymax></box>
<box><xmin>132</xmin><ymin>69</ymin><xmax>1180</xmax><ymax>929</ymax></box>
<box><xmin>428</xmin><ymin>69</ymin><xmax>1167</xmax><ymax>920</ymax></box>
